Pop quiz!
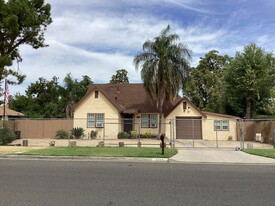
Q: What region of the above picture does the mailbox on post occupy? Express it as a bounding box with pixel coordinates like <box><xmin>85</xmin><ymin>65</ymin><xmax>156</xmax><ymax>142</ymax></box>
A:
<box><xmin>160</xmin><ymin>134</ymin><xmax>165</xmax><ymax>155</ymax></box>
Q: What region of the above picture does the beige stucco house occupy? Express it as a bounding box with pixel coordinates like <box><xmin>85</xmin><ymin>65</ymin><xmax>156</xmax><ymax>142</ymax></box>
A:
<box><xmin>73</xmin><ymin>84</ymin><xmax>240</xmax><ymax>140</ymax></box>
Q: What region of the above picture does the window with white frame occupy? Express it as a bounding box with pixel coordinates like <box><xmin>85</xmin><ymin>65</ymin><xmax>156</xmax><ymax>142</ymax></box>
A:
<box><xmin>141</xmin><ymin>114</ymin><xmax>158</xmax><ymax>128</ymax></box>
<box><xmin>214</xmin><ymin>120</ymin><xmax>229</xmax><ymax>131</ymax></box>
<box><xmin>87</xmin><ymin>113</ymin><xmax>104</xmax><ymax>128</ymax></box>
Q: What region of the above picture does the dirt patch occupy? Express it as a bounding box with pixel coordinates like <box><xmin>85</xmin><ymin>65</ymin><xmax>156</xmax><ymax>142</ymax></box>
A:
<box><xmin>0</xmin><ymin>146</ymin><xmax>46</xmax><ymax>155</ymax></box>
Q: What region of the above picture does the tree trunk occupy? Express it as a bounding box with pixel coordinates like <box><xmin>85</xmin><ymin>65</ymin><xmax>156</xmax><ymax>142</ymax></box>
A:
<box><xmin>158</xmin><ymin>86</ymin><xmax>164</xmax><ymax>138</ymax></box>
<box><xmin>158</xmin><ymin>89</ymin><xmax>164</xmax><ymax>155</ymax></box>
<box><xmin>245</xmin><ymin>98</ymin><xmax>252</xmax><ymax>119</ymax></box>
<box><xmin>158</xmin><ymin>106</ymin><xmax>163</xmax><ymax>137</ymax></box>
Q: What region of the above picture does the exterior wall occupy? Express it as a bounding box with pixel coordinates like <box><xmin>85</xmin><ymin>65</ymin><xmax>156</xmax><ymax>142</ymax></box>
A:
<box><xmin>165</xmin><ymin>101</ymin><xmax>203</xmax><ymax>139</ymax></box>
<box><xmin>202</xmin><ymin>114</ymin><xmax>237</xmax><ymax>141</ymax></box>
<box><xmin>74</xmin><ymin>90</ymin><xmax>121</xmax><ymax>139</ymax></box>
<box><xmin>164</xmin><ymin>101</ymin><xmax>237</xmax><ymax>140</ymax></box>
<box><xmin>132</xmin><ymin>113</ymin><xmax>166</xmax><ymax>137</ymax></box>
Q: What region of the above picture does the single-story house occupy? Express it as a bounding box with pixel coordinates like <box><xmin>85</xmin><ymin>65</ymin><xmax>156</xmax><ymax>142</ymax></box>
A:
<box><xmin>0</xmin><ymin>105</ymin><xmax>24</xmax><ymax>120</ymax></box>
<box><xmin>73</xmin><ymin>84</ymin><xmax>240</xmax><ymax>140</ymax></box>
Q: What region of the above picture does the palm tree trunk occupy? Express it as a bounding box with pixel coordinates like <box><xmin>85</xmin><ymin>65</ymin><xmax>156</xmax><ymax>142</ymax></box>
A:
<box><xmin>158</xmin><ymin>84</ymin><xmax>164</xmax><ymax>138</ymax></box>
<box><xmin>158</xmin><ymin>106</ymin><xmax>163</xmax><ymax>137</ymax></box>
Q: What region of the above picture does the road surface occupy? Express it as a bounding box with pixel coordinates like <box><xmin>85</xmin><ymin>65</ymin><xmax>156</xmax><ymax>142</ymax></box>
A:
<box><xmin>0</xmin><ymin>159</ymin><xmax>274</xmax><ymax>206</ymax></box>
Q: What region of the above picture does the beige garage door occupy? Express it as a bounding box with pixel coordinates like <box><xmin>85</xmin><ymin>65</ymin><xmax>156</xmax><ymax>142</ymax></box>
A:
<box><xmin>176</xmin><ymin>117</ymin><xmax>202</xmax><ymax>139</ymax></box>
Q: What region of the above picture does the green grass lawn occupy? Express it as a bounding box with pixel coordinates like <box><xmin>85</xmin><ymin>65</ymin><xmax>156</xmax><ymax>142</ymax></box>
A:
<box><xmin>20</xmin><ymin>147</ymin><xmax>178</xmax><ymax>158</ymax></box>
<box><xmin>243</xmin><ymin>149</ymin><xmax>275</xmax><ymax>159</ymax></box>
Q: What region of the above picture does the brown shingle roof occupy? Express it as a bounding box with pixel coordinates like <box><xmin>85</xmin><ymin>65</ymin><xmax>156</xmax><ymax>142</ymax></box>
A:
<box><xmin>75</xmin><ymin>83</ymin><xmax>184</xmax><ymax>117</ymax></box>
<box><xmin>0</xmin><ymin>106</ymin><xmax>24</xmax><ymax>117</ymax></box>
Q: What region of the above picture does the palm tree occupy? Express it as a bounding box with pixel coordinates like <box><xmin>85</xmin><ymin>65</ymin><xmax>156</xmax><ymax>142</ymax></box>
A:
<box><xmin>134</xmin><ymin>25</ymin><xmax>191</xmax><ymax>140</ymax></box>
<box><xmin>63</xmin><ymin>73</ymin><xmax>76</xmax><ymax>118</ymax></box>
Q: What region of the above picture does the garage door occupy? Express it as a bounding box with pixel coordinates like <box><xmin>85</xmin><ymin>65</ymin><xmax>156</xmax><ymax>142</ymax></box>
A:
<box><xmin>176</xmin><ymin>117</ymin><xmax>202</xmax><ymax>139</ymax></box>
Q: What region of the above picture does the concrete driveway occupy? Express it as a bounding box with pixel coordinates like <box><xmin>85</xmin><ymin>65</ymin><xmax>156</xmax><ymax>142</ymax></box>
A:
<box><xmin>170</xmin><ymin>148</ymin><xmax>275</xmax><ymax>164</ymax></box>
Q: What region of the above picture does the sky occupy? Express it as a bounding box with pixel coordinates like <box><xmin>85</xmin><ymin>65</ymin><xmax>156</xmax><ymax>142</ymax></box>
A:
<box><xmin>7</xmin><ymin>0</ymin><xmax>275</xmax><ymax>95</ymax></box>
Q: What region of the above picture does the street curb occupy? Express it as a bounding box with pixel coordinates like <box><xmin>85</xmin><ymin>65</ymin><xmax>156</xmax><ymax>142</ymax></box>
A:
<box><xmin>1</xmin><ymin>155</ymin><xmax>275</xmax><ymax>165</ymax></box>
<box><xmin>0</xmin><ymin>155</ymin><xmax>170</xmax><ymax>163</ymax></box>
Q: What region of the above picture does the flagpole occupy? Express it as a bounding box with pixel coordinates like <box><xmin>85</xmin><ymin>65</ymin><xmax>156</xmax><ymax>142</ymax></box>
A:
<box><xmin>3</xmin><ymin>79</ymin><xmax>7</xmax><ymax>120</ymax></box>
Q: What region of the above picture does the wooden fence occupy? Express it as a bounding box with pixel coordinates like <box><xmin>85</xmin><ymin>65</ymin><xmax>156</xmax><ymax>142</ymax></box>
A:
<box><xmin>242</xmin><ymin>120</ymin><xmax>275</xmax><ymax>143</ymax></box>
<box><xmin>1</xmin><ymin>119</ymin><xmax>73</xmax><ymax>139</ymax></box>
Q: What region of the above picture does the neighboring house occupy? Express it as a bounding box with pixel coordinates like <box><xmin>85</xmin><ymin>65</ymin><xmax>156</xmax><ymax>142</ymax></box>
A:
<box><xmin>73</xmin><ymin>84</ymin><xmax>240</xmax><ymax>140</ymax></box>
<box><xmin>0</xmin><ymin>105</ymin><xmax>24</xmax><ymax>119</ymax></box>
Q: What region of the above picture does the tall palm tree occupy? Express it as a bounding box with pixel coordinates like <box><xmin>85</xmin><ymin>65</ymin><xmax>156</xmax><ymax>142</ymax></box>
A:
<box><xmin>134</xmin><ymin>25</ymin><xmax>191</xmax><ymax>138</ymax></box>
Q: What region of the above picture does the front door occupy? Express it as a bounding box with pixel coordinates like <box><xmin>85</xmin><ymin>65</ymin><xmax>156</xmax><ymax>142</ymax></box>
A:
<box><xmin>123</xmin><ymin>114</ymin><xmax>133</xmax><ymax>133</ymax></box>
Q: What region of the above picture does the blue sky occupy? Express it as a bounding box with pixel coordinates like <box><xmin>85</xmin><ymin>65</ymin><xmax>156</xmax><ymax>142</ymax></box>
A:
<box><xmin>9</xmin><ymin>0</ymin><xmax>275</xmax><ymax>95</ymax></box>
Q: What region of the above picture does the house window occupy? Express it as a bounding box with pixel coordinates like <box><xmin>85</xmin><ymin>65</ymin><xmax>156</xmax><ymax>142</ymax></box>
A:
<box><xmin>141</xmin><ymin>114</ymin><xmax>158</xmax><ymax>128</ymax></box>
<box><xmin>214</xmin><ymin>120</ymin><xmax>229</xmax><ymax>131</ymax></box>
<box><xmin>95</xmin><ymin>91</ymin><xmax>98</xmax><ymax>98</ymax></box>
<box><xmin>88</xmin><ymin>113</ymin><xmax>104</xmax><ymax>128</ymax></box>
<box><xmin>183</xmin><ymin>102</ymin><xmax>187</xmax><ymax>110</ymax></box>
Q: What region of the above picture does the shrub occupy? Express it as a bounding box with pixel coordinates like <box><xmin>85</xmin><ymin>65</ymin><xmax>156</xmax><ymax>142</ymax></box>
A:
<box><xmin>130</xmin><ymin>130</ymin><xmax>138</xmax><ymax>138</ymax></box>
<box><xmin>55</xmin><ymin>130</ymin><xmax>69</xmax><ymax>139</ymax></box>
<box><xmin>90</xmin><ymin>130</ymin><xmax>98</xmax><ymax>139</ymax></box>
<box><xmin>71</xmin><ymin>127</ymin><xmax>85</xmax><ymax>139</ymax></box>
<box><xmin>143</xmin><ymin>131</ymin><xmax>152</xmax><ymax>138</ymax></box>
<box><xmin>117</xmin><ymin>132</ymin><xmax>130</xmax><ymax>139</ymax></box>
<box><xmin>141</xmin><ymin>132</ymin><xmax>157</xmax><ymax>139</ymax></box>
<box><xmin>0</xmin><ymin>122</ymin><xmax>16</xmax><ymax>145</ymax></box>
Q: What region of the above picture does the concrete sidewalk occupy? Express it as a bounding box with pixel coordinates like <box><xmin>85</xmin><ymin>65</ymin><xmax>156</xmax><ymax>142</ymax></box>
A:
<box><xmin>170</xmin><ymin>148</ymin><xmax>275</xmax><ymax>164</ymax></box>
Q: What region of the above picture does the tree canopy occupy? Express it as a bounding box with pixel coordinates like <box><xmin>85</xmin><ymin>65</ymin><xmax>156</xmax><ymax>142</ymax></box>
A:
<box><xmin>9</xmin><ymin>74</ymin><xmax>93</xmax><ymax>118</ymax></box>
<box><xmin>0</xmin><ymin>0</ymin><xmax>52</xmax><ymax>84</ymax></box>
<box><xmin>185</xmin><ymin>50</ymin><xmax>230</xmax><ymax>113</ymax></box>
<box><xmin>134</xmin><ymin>25</ymin><xmax>191</xmax><ymax>140</ymax></box>
<box><xmin>109</xmin><ymin>69</ymin><xmax>129</xmax><ymax>84</ymax></box>
<box><xmin>61</xmin><ymin>73</ymin><xmax>93</xmax><ymax>118</ymax></box>
<box><xmin>223</xmin><ymin>43</ymin><xmax>275</xmax><ymax>118</ymax></box>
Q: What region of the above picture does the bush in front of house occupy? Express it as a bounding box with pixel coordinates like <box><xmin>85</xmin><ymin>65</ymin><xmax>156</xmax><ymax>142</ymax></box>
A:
<box><xmin>140</xmin><ymin>132</ymin><xmax>157</xmax><ymax>139</ymax></box>
<box><xmin>71</xmin><ymin>127</ymin><xmax>85</xmax><ymax>139</ymax></box>
<box><xmin>90</xmin><ymin>130</ymin><xmax>98</xmax><ymax>139</ymax></box>
<box><xmin>55</xmin><ymin>130</ymin><xmax>69</xmax><ymax>139</ymax></box>
<box><xmin>0</xmin><ymin>122</ymin><xmax>16</xmax><ymax>145</ymax></box>
<box><xmin>130</xmin><ymin>130</ymin><xmax>138</xmax><ymax>138</ymax></box>
<box><xmin>117</xmin><ymin>132</ymin><xmax>130</xmax><ymax>139</ymax></box>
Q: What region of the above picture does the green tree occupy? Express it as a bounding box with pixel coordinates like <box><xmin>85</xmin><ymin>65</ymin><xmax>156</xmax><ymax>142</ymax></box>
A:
<box><xmin>185</xmin><ymin>50</ymin><xmax>231</xmax><ymax>113</ymax></box>
<box><xmin>0</xmin><ymin>0</ymin><xmax>52</xmax><ymax>84</ymax></box>
<box><xmin>134</xmin><ymin>25</ymin><xmax>191</xmax><ymax>144</ymax></box>
<box><xmin>10</xmin><ymin>74</ymin><xmax>93</xmax><ymax>118</ymax></box>
<box><xmin>223</xmin><ymin>43</ymin><xmax>275</xmax><ymax>118</ymax></box>
<box><xmin>109</xmin><ymin>69</ymin><xmax>129</xmax><ymax>84</ymax></box>
<box><xmin>61</xmin><ymin>73</ymin><xmax>93</xmax><ymax>118</ymax></box>
<box><xmin>0</xmin><ymin>121</ymin><xmax>16</xmax><ymax>145</ymax></box>
<box><xmin>9</xmin><ymin>93</ymin><xmax>40</xmax><ymax>117</ymax></box>
<box><xmin>24</xmin><ymin>76</ymin><xmax>62</xmax><ymax>118</ymax></box>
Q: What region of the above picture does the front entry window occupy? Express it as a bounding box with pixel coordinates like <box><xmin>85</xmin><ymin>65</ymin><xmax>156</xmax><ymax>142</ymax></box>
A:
<box><xmin>141</xmin><ymin>114</ymin><xmax>158</xmax><ymax>128</ymax></box>
<box><xmin>88</xmin><ymin>113</ymin><xmax>104</xmax><ymax>128</ymax></box>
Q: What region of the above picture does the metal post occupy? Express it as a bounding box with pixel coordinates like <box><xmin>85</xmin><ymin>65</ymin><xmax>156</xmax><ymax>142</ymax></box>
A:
<box><xmin>170</xmin><ymin>120</ymin><xmax>172</xmax><ymax>148</ymax></box>
<box><xmin>215</xmin><ymin>120</ymin><xmax>218</xmax><ymax>148</ymax></box>
<box><xmin>138</xmin><ymin>117</ymin><xmax>141</xmax><ymax>147</ymax></box>
<box><xmin>240</xmin><ymin>118</ymin><xmax>244</xmax><ymax>150</ymax></box>
<box><xmin>25</xmin><ymin>118</ymin><xmax>27</xmax><ymax>139</ymax></box>
<box><xmin>172</xmin><ymin>118</ymin><xmax>175</xmax><ymax>148</ymax></box>
<box><xmin>103</xmin><ymin>119</ymin><xmax>105</xmax><ymax>145</ymax></box>
<box><xmin>68</xmin><ymin>118</ymin><xmax>71</xmax><ymax>146</ymax></box>
<box><xmin>192</xmin><ymin>119</ymin><xmax>195</xmax><ymax>148</ymax></box>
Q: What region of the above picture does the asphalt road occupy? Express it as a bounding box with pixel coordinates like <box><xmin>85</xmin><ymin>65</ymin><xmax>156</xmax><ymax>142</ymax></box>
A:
<box><xmin>0</xmin><ymin>159</ymin><xmax>274</xmax><ymax>206</ymax></box>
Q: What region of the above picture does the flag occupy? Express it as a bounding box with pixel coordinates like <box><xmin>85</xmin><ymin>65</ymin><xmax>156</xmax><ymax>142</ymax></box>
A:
<box><xmin>4</xmin><ymin>80</ymin><xmax>10</xmax><ymax>105</ymax></box>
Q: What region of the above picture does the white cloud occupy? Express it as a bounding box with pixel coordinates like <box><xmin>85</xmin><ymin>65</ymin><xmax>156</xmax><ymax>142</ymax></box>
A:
<box><xmin>8</xmin><ymin>0</ymin><xmax>275</xmax><ymax>96</ymax></box>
